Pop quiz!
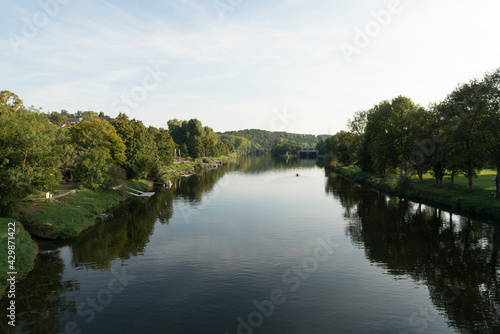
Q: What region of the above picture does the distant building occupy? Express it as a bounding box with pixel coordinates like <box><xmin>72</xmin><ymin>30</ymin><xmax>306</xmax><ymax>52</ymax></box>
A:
<box><xmin>62</xmin><ymin>117</ymin><xmax>83</xmax><ymax>127</ymax></box>
<box><xmin>67</xmin><ymin>117</ymin><xmax>83</xmax><ymax>123</ymax></box>
<box><xmin>297</xmin><ymin>147</ymin><xmax>319</xmax><ymax>159</ymax></box>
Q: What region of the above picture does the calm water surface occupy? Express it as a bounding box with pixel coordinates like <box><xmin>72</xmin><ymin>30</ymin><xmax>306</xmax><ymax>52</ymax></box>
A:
<box><xmin>2</xmin><ymin>157</ymin><xmax>499</xmax><ymax>334</ymax></box>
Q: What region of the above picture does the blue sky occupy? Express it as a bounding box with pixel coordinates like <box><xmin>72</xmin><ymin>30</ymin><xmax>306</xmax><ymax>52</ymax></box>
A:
<box><xmin>2</xmin><ymin>0</ymin><xmax>499</xmax><ymax>134</ymax></box>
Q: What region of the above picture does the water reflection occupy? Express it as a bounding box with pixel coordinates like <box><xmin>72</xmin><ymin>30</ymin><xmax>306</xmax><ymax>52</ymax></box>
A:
<box><xmin>0</xmin><ymin>164</ymin><xmax>234</xmax><ymax>333</ymax></box>
<box><xmin>7</xmin><ymin>159</ymin><xmax>499</xmax><ymax>334</ymax></box>
<box><xmin>326</xmin><ymin>172</ymin><xmax>500</xmax><ymax>334</ymax></box>
<box><xmin>0</xmin><ymin>250</ymin><xmax>79</xmax><ymax>334</ymax></box>
<box><xmin>224</xmin><ymin>155</ymin><xmax>317</xmax><ymax>174</ymax></box>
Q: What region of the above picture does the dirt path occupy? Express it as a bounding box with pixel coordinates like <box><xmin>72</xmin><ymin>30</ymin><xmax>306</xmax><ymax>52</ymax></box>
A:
<box><xmin>52</xmin><ymin>191</ymin><xmax>74</xmax><ymax>199</ymax></box>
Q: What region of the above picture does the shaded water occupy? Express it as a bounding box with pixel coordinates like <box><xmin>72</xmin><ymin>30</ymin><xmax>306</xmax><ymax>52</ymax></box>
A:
<box><xmin>2</xmin><ymin>157</ymin><xmax>499</xmax><ymax>333</ymax></box>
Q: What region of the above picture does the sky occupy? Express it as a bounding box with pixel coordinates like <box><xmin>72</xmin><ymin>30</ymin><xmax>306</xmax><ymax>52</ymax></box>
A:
<box><xmin>1</xmin><ymin>0</ymin><xmax>499</xmax><ymax>135</ymax></box>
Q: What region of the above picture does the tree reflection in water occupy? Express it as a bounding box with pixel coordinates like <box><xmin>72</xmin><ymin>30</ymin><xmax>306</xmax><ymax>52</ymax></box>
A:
<box><xmin>0</xmin><ymin>164</ymin><xmax>234</xmax><ymax>333</ymax></box>
<box><xmin>0</xmin><ymin>250</ymin><xmax>79</xmax><ymax>334</ymax></box>
<box><xmin>326</xmin><ymin>172</ymin><xmax>500</xmax><ymax>334</ymax></box>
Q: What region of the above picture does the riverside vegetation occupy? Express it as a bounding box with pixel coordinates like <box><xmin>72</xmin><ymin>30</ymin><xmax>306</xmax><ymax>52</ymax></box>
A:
<box><xmin>318</xmin><ymin>67</ymin><xmax>500</xmax><ymax>220</ymax></box>
<box><xmin>1</xmin><ymin>66</ymin><xmax>499</xmax><ymax>296</ymax></box>
<box><xmin>0</xmin><ymin>91</ymin><xmax>323</xmax><ymax>296</ymax></box>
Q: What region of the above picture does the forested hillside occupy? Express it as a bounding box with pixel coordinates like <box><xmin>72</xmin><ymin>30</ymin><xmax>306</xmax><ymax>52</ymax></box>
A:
<box><xmin>221</xmin><ymin>129</ymin><xmax>328</xmax><ymax>154</ymax></box>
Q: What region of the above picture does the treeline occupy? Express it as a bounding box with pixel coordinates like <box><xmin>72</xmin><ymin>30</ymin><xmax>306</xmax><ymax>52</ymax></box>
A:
<box><xmin>318</xmin><ymin>67</ymin><xmax>500</xmax><ymax>193</ymax></box>
<box><xmin>167</xmin><ymin>118</ymin><xmax>229</xmax><ymax>158</ymax></box>
<box><xmin>0</xmin><ymin>92</ymin><xmax>240</xmax><ymax>217</ymax></box>
<box><xmin>221</xmin><ymin>129</ymin><xmax>328</xmax><ymax>155</ymax></box>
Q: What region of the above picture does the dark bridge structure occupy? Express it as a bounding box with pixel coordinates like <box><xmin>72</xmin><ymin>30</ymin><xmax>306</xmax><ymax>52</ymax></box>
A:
<box><xmin>297</xmin><ymin>147</ymin><xmax>319</xmax><ymax>159</ymax></box>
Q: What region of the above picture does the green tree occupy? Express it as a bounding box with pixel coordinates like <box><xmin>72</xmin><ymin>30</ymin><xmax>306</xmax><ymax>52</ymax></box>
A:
<box><xmin>48</xmin><ymin>112</ymin><xmax>68</xmax><ymax>126</ymax></box>
<box><xmin>364</xmin><ymin>100</ymin><xmax>395</xmax><ymax>173</ymax></box>
<box><xmin>271</xmin><ymin>138</ymin><xmax>301</xmax><ymax>156</ymax></box>
<box><xmin>112</xmin><ymin>114</ymin><xmax>160</xmax><ymax>178</ymax></box>
<box><xmin>69</xmin><ymin>118</ymin><xmax>127</xmax><ymax>188</ymax></box>
<box><xmin>364</xmin><ymin>96</ymin><xmax>423</xmax><ymax>174</ymax></box>
<box><xmin>203</xmin><ymin>126</ymin><xmax>219</xmax><ymax>157</ymax></box>
<box><xmin>481</xmin><ymin>68</ymin><xmax>500</xmax><ymax>195</ymax></box>
<box><xmin>188</xmin><ymin>136</ymin><xmax>205</xmax><ymax>158</ymax></box>
<box><xmin>424</xmin><ymin>105</ymin><xmax>448</xmax><ymax>186</ymax></box>
<box><xmin>149</xmin><ymin>126</ymin><xmax>175</xmax><ymax>167</ymax></box>
<box><xmin>0</xmin><ymin>90</ymin><xmax>24</xmax><ymax>112</ymax></box>
<box><xmin>0</xmin><ymin>106</ymin><xmax>63</xmax><ymax>216</ymax></box>
<box><xmin>69</xmin><ymin>118</ymin><xmax>126</xmax><ymax>165</ymax></box>
<box><xmin>403</xmin><ymin>106</ymin><xmax>434</xmax><ymax>181</ymax></box>
<box><xmin>81</xmin><ymin>111</ymin><xmax>99</xmax><ymax>121</ymax></box>
<box><xmin>74</xmin><ymin>148</ymin><xmax>109</xmax><ymax>190</ymax></box>
<box><xmin>439</xmin><ymin>80</ymin><xmax>489</xmax><ymax>191</ymax></box>
<box><xmin>348</xmin><ymin>110</ymin><xmax>372</xmax><ymax>171</ymax></box>
<box><xmin>167</xmin><ymin>118</ymin><xmax>188</xmax><ymax>146</ymax></box>
<box><xmin>219</xmin><ymin>134</ymin><xmax>251</xmax><ymax>155</ymax></box>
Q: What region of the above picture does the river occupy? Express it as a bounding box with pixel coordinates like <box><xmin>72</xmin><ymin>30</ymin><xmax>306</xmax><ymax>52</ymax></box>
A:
<box><xmin>2</xmin><ymin>157</ymin><xmax>499</xmax><ymax>334</ymax></box>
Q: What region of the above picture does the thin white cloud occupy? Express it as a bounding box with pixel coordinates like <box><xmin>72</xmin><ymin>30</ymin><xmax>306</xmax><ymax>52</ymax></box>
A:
<box><xmin>2</xmin><ymin>0</ymin><xmax>499</xmax><ymax>134</ymax></box>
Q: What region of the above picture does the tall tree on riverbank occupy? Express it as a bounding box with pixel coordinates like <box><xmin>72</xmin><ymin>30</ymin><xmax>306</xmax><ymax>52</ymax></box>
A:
<box><xmin>321</xmin><ymin>131</ymin><xmax>359</xmax><ymax>165</ymax></box>
<box><xmin>69</xmin><ymin>118</ymin><xmax>127</xmax><ymax>189</ymax></box>
<box><xmin>112</xmin><ymin>114</ymin><xmax>161</xmax><ymax>179</ymax></box>
<box><xmin>439</xmin><ymin>80</ymin><xmax>489</xmax><ymax>191</ymax></box>
<box><xmin>481</xmin><ymin>68</ymin><xmax>500</xmax><ymax>195</ymax></box>
<box><xmin>347</xmin><ymin>110</ymin><xmax>372</xmax><ymax>171</ymax></box>
<box><xmin>0</xmin><ymin>101</ymin><xmax>63</xmax><ymax>216</ymax></box>
<box><xmin>168</xmin><ymin>118</ymin><xmax>228</xmax><ymax>158</ymax></box>
<box><xmin>148</xmin><ymin>126</ymin><xmax>176</xmax><ymax>167</ymax></box>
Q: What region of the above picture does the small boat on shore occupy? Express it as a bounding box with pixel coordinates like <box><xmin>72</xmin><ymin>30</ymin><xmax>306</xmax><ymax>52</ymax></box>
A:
<box><xmin>125</xmin><ymin>187</ymin><xmax>155</xmax><ymax>198</ymax></box>
<box><xmin>154</xmin><ymin>180</ymin><xmax>173</xmax><ymax>188</ymax></box>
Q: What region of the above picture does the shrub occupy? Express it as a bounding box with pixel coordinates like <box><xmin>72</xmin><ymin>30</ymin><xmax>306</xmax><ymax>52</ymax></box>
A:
<box><xmin>105</xmin><ymin>164</ymin><xmax>127</xmax><ymax>188</ymax></box>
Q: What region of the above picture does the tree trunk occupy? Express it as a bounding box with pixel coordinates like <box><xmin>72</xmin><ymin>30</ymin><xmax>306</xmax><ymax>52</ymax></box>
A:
<box><xmin>468</xmin><ymin>176</ymin><xmax>473</xmax><ymax>192</ymax></box>
<box><xmin>496</xmin><ymin>166</ymin><xmax>500</xmax><ymax>196</ymax></box>
<box><xmin>451</xmin><ymin>174</ymin><xmax>455</xmax><ymax>187</ymax></box>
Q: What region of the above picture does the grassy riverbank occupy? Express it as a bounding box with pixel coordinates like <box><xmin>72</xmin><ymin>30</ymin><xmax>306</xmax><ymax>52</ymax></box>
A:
<box><xmin>157</xmin><ymin>155</ymin><xmax>233</xmax><ymax>181</ymax></box>
<box><xmin>18</xmin><ymin>156</ymin><xmax>234</xmax><ymax>240</ymax></box>
<box><xmin>330</xmin><ymin>165</ymin><xmax>500</xmax><ymax>220</ymax></box>
<box><xmin>21</xmin><ymin>179</ymin><xmax>152</xmax><ymax>239</ymax></box>
<box><xmin>0</xmin><ymin>218</ymin><xmax>38</xmax><ymax>297</ymax></box>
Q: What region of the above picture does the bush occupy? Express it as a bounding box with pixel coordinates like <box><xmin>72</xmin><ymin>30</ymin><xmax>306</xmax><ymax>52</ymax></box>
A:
<box><xmin>105</xmin><ymin>164</ymin><xmax>127</xmax><ymax>188</ymax></box>
<box><xmin>74</xmin><ymin>148</ymin><xmax>109</xmax><ymax>190</ymax></box>
<box><xmin>397</xmin><ymin>175</ymin><xmax>412</xmax><ymax>195</ymax></box>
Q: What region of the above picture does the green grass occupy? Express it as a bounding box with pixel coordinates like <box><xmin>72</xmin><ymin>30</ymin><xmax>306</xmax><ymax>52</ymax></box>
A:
<box><xmin>20</xmin><ymin>179</ymin><xmax>152</xmax><ymax>239</ymax></box>
<box><xmin>157</xmin><ymin>159</ymin><xmax>214</xmax><ymax>181</ymax></box>
<box><xmin>156</xmin><ymin>156</ymin><xmax>233</xmax><ymax>183</ymax></box>
<box><xmin>407</xmin><ymin>169</ymin><xmax>500</xmax><ymax>218</ymax></box>
<box><xmin>332</xmin><ymin>165</ymin><xmax>500</xmax><ymax>220</ymax></box>
<box><xmin>0</xmin><ymin>218</ymin><xmax>38</xmax><ymax>297</ymax></box>
<box><xmin>21</xmin><ymin>201</ymin><xmax>97</xmax><ymax>239</ymax></box>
